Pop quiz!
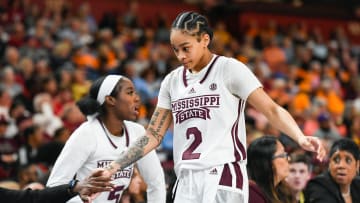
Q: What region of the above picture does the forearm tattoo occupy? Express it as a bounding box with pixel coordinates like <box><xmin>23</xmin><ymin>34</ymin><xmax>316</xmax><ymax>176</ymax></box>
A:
<box><xmin>148</xmin><ymin>110</ymin><xmax>170</xmax><ymax>143</ymax></box>
<box><xmin>113</xmin><ymin>136</ymin><xmax>150</xmax><ymax>170</ymax></box>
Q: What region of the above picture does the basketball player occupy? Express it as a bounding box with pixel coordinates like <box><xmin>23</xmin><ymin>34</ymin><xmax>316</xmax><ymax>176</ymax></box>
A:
<box><xmin>105</xmin><ymin>11</ymin><xmax>326</xmax><ymax>203</ymax></box>
<box><xmin>46</xmin><ymin>75</ymin><xmax>166</xmax><ymax>203</ymax></box>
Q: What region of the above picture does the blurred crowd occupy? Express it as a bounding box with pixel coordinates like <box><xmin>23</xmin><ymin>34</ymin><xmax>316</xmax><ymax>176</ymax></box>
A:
<box><xmin>0</xmin><ymin>0</ymin><xmax>359</xmax><ymax>202</ymax></box>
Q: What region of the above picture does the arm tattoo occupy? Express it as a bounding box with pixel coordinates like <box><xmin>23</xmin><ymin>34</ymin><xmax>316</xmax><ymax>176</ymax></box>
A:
<box><xmin>113</xmin><ymin>136</ymin><xmax>149</xmax><ymax>170</ymax></box>
<box><xmin>148</xmin><ymin>110</ymin><xmax>170</xmax><ymax>143</ymax></box>
<box><xmin>150</xmin><ymin>111</ymin><xmax>159</xmax><ymax>126</ymax></box>
<box><xmin>149</xmin><ymin>127</ymin><xmax>162</xmax><ymax>143</ymax></box>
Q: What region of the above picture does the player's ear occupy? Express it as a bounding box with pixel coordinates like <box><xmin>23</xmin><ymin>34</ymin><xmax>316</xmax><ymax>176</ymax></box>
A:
<box><xmin>202</xmin><ymin>33</ymin><xmax>210</xmax><ymax>48</ymax></box>
<box><xmin>105</xmin><ymin>96</ymin><xmax>116</xmax><ymax>106</ymax></box>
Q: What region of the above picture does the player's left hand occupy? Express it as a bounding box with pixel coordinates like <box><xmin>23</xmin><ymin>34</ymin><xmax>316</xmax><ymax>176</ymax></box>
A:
<box><xmin>298</xmin><ymin>136</ymin><xmax>326</xmax><ymax>161</ymax></box>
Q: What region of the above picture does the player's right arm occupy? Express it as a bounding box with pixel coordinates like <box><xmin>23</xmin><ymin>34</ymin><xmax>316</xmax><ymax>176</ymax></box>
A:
<box><xmin>107</xmin><ymin>107</ymin><xmax>172</xmax><ymax>174</ymax></box>
<box><xmin>47</xmin><ymin>126</ymin><xmax>94</xmax><ymax>187</ymax></box>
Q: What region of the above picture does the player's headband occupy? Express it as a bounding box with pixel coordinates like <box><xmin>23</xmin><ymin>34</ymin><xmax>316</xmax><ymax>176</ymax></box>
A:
<box><xmin>97</xmin><ymin>75</ymin><xmax>122</xmax><ymax>105</ymax></box>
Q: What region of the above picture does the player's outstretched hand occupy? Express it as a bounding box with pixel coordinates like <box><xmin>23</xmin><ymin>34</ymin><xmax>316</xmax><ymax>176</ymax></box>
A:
<box><xmin>297</xmin><ymin>136</ymin><xmax>326</xmax><ymax>161</ymax></box>
<box><xmin>75</xmin><ymin>169</ymin><xmax>114</xmax><ymax>202</ymax></box>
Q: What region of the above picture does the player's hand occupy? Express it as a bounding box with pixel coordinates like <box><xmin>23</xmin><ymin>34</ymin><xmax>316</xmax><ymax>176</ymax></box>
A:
<box><xmin>298</xmin><ymin>136</ymin><xmax>326</xmax><ymax>161</ymax></box>
<box><xmin>76</xmin><ymin>169</ymin><xmax>114</xmax><ymax>202</ymax></box>
<box><xmin>105</xmin><ymin>162</ymin><xmax>121</xmax><ymax>175</ymax></box>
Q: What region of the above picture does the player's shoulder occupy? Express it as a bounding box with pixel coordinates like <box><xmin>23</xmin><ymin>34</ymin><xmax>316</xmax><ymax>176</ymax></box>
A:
<box><xmin>217</xmin><ymin>55</ymin><xmax>250</xmax><ymax>74</ymax></box>
<box><xmin>73</xmin><ymin>119</ymin><xmax>100</xmax><ymax>134</ymax></box>
<box><xmin>218</xmin><ymin>55</ymin><xmax>246</xmax><ymax>66</ymax></box>
<box><xmin>124</xmin><ymin>120</ymin><xmax>146</xmax><ymax>139</ymax></box>
<box><xmin>165</xmin><ymin>65</ymin><xmax>184</xmax><ymax>79</ymax></box>
<box><xmin>159</xmin><ymin>66</ymin><xmax>184</xmax><ymax>88</ymax></box>
<box><xmin>124</xmin><ymin>120</ymin><xmax>146</xmax><ymax>131</ymax></box>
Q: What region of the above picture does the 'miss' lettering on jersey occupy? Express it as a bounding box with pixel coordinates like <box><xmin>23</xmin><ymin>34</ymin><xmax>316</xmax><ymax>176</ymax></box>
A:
<box><xmin>171</xmin><ymin>94</ymin><xmax>220</xmax><ymax>124</ymax></box>
<box><xmin>97</xmin><ymin>160</ymin><xmax>132</xmax><ymax>179</ymax></box>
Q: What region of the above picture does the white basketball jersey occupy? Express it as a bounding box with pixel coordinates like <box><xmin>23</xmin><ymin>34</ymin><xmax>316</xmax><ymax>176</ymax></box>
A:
<box><xmin>47</xmin><ymin>119</ymin><xmax>145</xmax><ymax>203</ymax></box>
<box><xmin>157</xmin><ymin>55</ymin><xmax>262</xmax><ymax>176</ymax></box>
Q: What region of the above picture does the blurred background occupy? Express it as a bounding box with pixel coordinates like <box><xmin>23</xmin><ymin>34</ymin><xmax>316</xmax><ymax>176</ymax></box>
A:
<box><xmin>0</xmin><ymin>0</ymin><xmax>359</xmax><ymax>202</ymax></box>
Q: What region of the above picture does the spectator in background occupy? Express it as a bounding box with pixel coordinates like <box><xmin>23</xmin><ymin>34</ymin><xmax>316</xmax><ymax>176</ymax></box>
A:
<box><xmin>32</xmin><ymin>93</ymin><xmax>63</xmax><ymax>138</ymax></box>
<box><xmin>3</xmin><ymin>46</ymin><xmax>20</xmax><ymax>69</ymax></box>
<box><xmin>77</xmin><ymin>2</ymin><xmax>97</xmax><ymax>34</ymax></box>
<box><xmin>0</xmin><ymin>66</ymin><xmax>23</xmax><ymax>98</ymax></box>
<box><xmin>263</xmin><ymin>37</ymin><xmax>287</xmax><ymax>73</ymax></box>
<box><xmin>59</xmin><ymin>103</ymin><xmax>86</xmax><ymax>133</ymax></box>
<box><xmin>71</xmin><ymin>68</ymin><xmax>91</xmax><ymax>101</ymax></box>
<box><xmin>18</xmin><ymin>125</ymin><xmax>44</xmax><ymax>166</ymax></box>
<box><xmin>304</xmin><ymin>138</ymin><xmax>360</xmax><ymax>203</ymax></box>
<box><xmin>14</xmin><ymin>113</ymin><xmax>33</xmax><ymax>140</ymax></box>
<box><xmin>52</xmin><ymin>87</ymin><xmax>75</xmax><ymax>116</ymax></box>
<box><xmin>350</xmin><ymin>113</ymin><xmax>360</xmax><ymax>147</ymax></box>
<box><xmin>0</xmin><ymin>86</ymin><xmax>12</xmax><ymax>119</ymax></box>
<box><xmin>15</xmin><ymin>57</ymin><xmax>35</xmax><ymax>102</ymax></box>
<box><xmin>268</xmin><ymin>77</ymin><xmax>291</xmax><ymax>109</ymax></box>
<box><xmin>39</xmin><ymin>75</ymin><xmax>59</xmax><ymax>97</ymax></box>
<box><xmin>18</xmin><ymin>35</ymin><xmax>48</xmax><ymax>62</ymax></box>
<box><xmin>49</xmin><ymin>41</ymin><xmax>72</xmax><ymax>72</ymax></box>
<box><xmin>0</xmin><ymin>115</ymin><xmax>19</xmax><ymax>179</ymax></box>
<box><xmin>313</xmin><ymin>112</ymin><xmax>342</xmax><ymax>153</ymax></box>
<box><xmin>8</xmin><ymin>21</ymin><xmax>26</xmax><ymax>48</ymax></box>
<box><xmin>315</xmin><ymin>78</ymin><xmax>345</xmax><ymax>116</ymax></box>
<box><xmin>290</xmin><ymin>82</ymin><xmax>311</xmax><ymax>115</ymax></box>
<box><xmin>285</xmin><ymin>152</ymin><xmax>313</xmax><ymax>203</ymax></box>
<box><xmin>123</xmin><ymin>1</ymin><xmax>141</xmax><ymax>29</ymax></box>
<box><xmin>247</xmin><ymin>136</ymin><xmax>294</xmax><ymax>203</ymax></box>
<box><xmin>36</xmin><ymin>127</ymin><xmax>70</xmax><ymax>167</ymax></box>
<box><xmin>17</xmin><ymin>163</ymin><xmax>46</xmax><ymax>189</ymax></box>
<box><xmin>6</xmin><ymin>99</ymin><xmax>31</xmax><ymax>138</ymax></box>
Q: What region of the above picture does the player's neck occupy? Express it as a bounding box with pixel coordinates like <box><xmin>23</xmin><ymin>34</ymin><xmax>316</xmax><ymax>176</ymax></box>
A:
<box><xmin>191</xmin><ymin>52</ymin><xmax>213</xmax><ymax>73</ymax></box>
<box><xmin>99</xmin><ymin>116</ymin><xmax>124</xmax><ymax>136</ymax></box>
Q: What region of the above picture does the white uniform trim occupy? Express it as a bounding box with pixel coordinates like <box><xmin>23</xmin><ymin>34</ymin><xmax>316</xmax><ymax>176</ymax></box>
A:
<box><xmin>97</xmin><ymin>75</ymin><xmax>122</xmax><ymax>105</ymax></box>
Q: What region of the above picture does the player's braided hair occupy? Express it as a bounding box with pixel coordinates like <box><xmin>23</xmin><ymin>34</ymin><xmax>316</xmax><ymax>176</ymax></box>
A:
<box><xmin>171</xmin><ymin>11</ymin><xmax>213</xmax><ymax>42</ymax></box>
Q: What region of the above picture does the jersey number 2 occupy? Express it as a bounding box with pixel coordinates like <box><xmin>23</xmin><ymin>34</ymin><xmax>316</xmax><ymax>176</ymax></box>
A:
<box><xmin>182</xmin><ymin>127</ymin><xmax>202</xmax><ymax>160</ymax></box>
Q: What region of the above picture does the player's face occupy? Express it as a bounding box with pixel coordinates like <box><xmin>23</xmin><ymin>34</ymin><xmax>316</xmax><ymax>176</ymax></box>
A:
<box><xmin>113</xmin><ymin>78</ymin><xmax>140</xmax><ymax>121</ymax></box>
<box><xmin>285</xmin><ymin>162</ymin><xmax>311</xmax><ymax>192</ymax></box>
<box><xmin>272</xmin><ymin>141</ymin><xmax>290</xmax><ymax>185</ymax></box>
<box><xmin>170</xmin><ymin>29</ymin><xmax>209</xmax><ymax>72</ymax></box>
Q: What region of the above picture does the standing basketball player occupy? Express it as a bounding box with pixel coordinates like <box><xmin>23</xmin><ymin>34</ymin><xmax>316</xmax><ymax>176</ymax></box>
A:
<box><xmin>105</xmin><ymin>12</ymin><xmax>326</xmax><ymax>203</ymax></box>
<box><xmin>46</xmin><ymin>75</ymin><xmax>166</xmax><ymax>203</ymax></box>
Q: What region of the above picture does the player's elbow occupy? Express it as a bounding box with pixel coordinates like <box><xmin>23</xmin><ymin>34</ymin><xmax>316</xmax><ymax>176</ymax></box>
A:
<box><xmin>263</xmin><ymin>103</ymin><xmax>282</xmax><ymax>120</ymax></box>
<box><xmin>147</xmin><ymin>128</ymin><xmax>164</xmax><ymax>146</ymax></box>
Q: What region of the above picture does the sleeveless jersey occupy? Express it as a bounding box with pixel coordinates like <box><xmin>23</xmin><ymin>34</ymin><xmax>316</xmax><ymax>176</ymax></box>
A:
<box><xmin>157</xmin><ymin>55</ymin><xmax>262</xmax><ymax>176</ymax></box>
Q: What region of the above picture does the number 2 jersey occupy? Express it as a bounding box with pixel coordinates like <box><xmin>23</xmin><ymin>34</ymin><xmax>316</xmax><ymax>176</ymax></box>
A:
<box><xmin>157</xmin><ymin>55</ymin><xmax>262</xmax><ymax>176</ymax></box>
